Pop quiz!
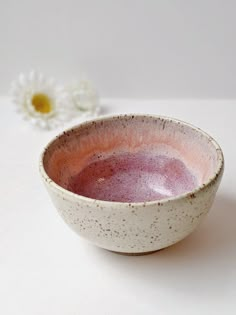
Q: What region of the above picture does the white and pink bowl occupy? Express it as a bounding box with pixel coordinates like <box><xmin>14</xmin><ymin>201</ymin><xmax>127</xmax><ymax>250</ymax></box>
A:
<box><xmin>39</xmin><ymin>114</ymin><xmax>224</xmax><ymax>254</ymax></box>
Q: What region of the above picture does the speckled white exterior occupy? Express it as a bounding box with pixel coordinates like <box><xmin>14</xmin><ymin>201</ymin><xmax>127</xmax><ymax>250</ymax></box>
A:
<box><xmin>39</xmin><ymin>115</ymin><xmax>224</xmax><ymax>254</ymax></box>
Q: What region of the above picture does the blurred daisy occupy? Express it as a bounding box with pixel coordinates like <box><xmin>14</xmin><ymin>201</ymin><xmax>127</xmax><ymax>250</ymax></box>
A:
<box><xmin>69</xmin><ymin>80</ymin><xmax>99</xmax><ymax>116</ymax></box>
<box><xmin>11</xmin><ymin>71</ymin><xmax>73</xmax><ymax>129</ymax></box>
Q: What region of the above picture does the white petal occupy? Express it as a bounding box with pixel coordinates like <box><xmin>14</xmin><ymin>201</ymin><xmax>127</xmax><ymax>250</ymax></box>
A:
<box><xmin>29</xmin><ymin>70</ymin><xmax>37</xmax><ymax>82</ymax></box>
<box><xmin>19</xmin><ymin>73</ymin><xmax>28</xmax><ymax>87</ymax></box>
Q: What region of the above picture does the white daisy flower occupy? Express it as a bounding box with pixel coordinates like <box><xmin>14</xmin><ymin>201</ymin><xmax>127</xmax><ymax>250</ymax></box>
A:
<box><xmin>69</xmin><ymin>80</ymin><xmax>100</xmax><ymax>116</ymax></box>
<box><xmin>11</xmin><ymin>71</ymin><xmax>74</xmax><ymax>129</ymax></box>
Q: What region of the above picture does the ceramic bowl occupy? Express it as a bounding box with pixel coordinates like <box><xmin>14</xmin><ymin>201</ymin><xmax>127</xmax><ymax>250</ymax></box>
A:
<box><xmin>39</xmin><ymin>114</ymin><xmax>224</xmax><ymax>254</ymax></box>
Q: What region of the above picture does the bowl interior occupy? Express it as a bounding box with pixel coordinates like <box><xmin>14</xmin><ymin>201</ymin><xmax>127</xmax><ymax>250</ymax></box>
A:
<box><xmin>42</xmin><ymin>115</ymin><xmax>221</xmax><ymax>203</ymax></box>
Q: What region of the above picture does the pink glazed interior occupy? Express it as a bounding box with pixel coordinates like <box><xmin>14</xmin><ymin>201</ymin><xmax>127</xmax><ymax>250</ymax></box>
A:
<box><xmin>43</xmin><ymin>115</ymin><xmax>220</xmax><ymax>203</ymax></box>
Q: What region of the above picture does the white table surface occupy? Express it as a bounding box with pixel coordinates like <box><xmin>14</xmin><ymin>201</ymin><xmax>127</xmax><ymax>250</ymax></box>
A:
<box><xmin>0</xmin><ymin>97</ymin><xmax>235</xmax><ymax>315</ymax></box>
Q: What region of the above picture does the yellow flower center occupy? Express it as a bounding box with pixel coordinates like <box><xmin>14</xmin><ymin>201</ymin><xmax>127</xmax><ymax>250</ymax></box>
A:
<box><xmin>31</xmin><ymin>93</ymin><xmax>52</xmax><ymax>114</ymax></box>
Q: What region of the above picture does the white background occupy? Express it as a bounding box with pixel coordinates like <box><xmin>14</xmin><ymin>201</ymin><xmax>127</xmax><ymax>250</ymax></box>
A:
<box><xmin>1</xmin><ymin>0</ymin><xmax>236</xmax><ymax>313</ymax></box>
<box><xmin>0</xmin><ymin>98</ymin><xmax>235</xmax><ymax>314</ymax></box>
<box><xmin>1</xmin><ymin>0</ymin><xmax>236</xmax><ymax>98</ymax></box>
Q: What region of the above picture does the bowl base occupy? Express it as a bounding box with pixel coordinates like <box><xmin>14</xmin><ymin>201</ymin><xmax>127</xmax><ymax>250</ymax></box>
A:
<box><xmin>109</xmin><ymin>248</ymin><xmax>165</xmax><ymax>256</ymax></box>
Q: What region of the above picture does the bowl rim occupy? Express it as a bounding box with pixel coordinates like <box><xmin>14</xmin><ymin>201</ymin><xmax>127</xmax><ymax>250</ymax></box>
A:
<box><xmin>39</xmin><ymin>114</ymin><xmax>224</xmax><ymax>206</ymax></box>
